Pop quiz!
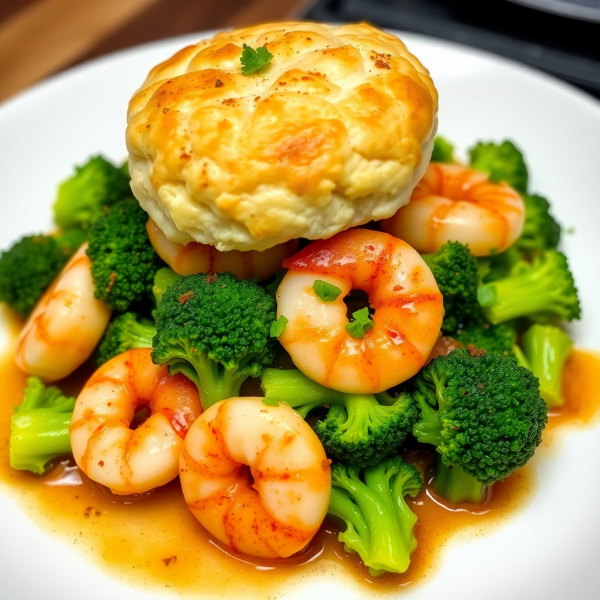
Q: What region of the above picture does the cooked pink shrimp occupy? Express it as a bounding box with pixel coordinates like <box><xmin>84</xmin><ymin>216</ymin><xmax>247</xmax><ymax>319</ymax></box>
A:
<box><xmin>15</xmin><ymin>244</ymin><xmax>111</xmax><ymax>382</ymax></box>
<box><xmin>70</xmin><ymin>348</ymin><xmax>202</xmax><ymax>495</ymax></box>
<box><xmin>277</xmin><ymin>229</ymin><xmax>443</xmax><ymax>394</ymax></box>
<box><xmin>146</xmin><ymin>219</ymin><xmax>298</xmax><ymax>280</ymax></box>
<box><xmin>179</xmin><ymin>397</ymin><xmax>331</xmax><ymax>558</ymax></box>
<box><xmin>382</xmin><ymin>162</ymin><xmax>525</xmax><ymax>256</ymax></box>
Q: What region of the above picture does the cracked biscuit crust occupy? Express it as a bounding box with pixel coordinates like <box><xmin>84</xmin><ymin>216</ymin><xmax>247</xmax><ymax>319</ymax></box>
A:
<box><xmin>127</xmin><ymin>22</ymin><xmax>438</xmax><ymax>251</ymax></box>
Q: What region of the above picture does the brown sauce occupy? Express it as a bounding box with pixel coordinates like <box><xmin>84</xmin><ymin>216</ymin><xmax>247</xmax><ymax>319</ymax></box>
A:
<box><xmin>0</xmin><ymin>315</ymin><xmax>599</xmax><ymax>596</ymax></box>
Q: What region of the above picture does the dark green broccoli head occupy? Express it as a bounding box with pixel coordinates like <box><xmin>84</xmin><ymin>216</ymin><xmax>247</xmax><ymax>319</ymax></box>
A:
<box><xmin>86</xmin><ymin>199</ymin><xmax>165</xmax><ymax>311</ymax></box>
<box><xmin>261</xmin><ymin>368</ymin><xmax>418</xmax><ymax>468</ymax></box>
<box><xmin>468</xmin><ymin>140</ymin><xmax>528</xmax><ymax>193</ymax></box>
<box><xmin>421</xmin><ymin>241</ymin><xmax>479</xmax><ymax>332</ymax></box>
<box><xmin>516</xmin><ymin>193</ymin><xmax>561</xmax><ymax>253</ymax></box>
<box><xmin>454</xmin><ymin>320</ymin><xmax>516</xmax><ymax>357</ymax></box>
<box><xmin>314</xmin><ymin>393</ymin><xmax>418</xmax><ymax>467</ymax></box>
<box><xmin>477</xmin><ymin>249</ymin><xmax>581</xmax><ymax>324</ymax></box>
<box><xmin>53</xmin><ymin>156</ymin><xmax>133</xmax><ymax>232</ymax></box>
<box><xmin>328</xmin><ymin>457</ymin><xmax>423</xmax><ymax>576</ymax></box>
<box><xmin>153</xmin><ymin>272</ymin><xmax>277</xmax><ymax>409</ymax></box>
<box><xmin>96</xmin><ymin>312</ymin><xmax>157</xmax><ymax>366</ymax></box>
<box><xmin>0</xmin><ymin>235</ymin><xmax>72</xmax><ymax>317</ymax></box>
<box><xmin>412</xmin><ymin>348</ymin><xmax>548</xmax><ymax>485</ymax></box>
<box><xmin>431</xmin><ymin>136</ymin><xmax>455</xmax><ymax>163</ymax></box>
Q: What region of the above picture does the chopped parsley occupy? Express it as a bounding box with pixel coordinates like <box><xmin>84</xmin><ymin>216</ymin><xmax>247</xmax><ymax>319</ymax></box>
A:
<box><xmin>313</xmin><ymin>279</ymin><xmax>342</xmax><ymax>302</ymax></box>
<box><xmin>270</xmin><ymin>315</ymin><xmax>289</xmax><ymax>338</ymax></box>
<box><xmin>346</xmin><ymin>307</ymin><xmax>375</xmax><ymax>339</ymax></box>
<box><xmin>240</xmin><ymin>44</ymin><xmax>273</xmax><ymax>75</ymax></box>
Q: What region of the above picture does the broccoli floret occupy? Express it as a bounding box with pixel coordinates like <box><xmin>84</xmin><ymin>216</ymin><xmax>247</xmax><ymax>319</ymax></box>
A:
<box><xmin>0</xmin><ymin>235</ymin><xmax>74</xmax><ymax>317</ymax></box>
<box><xmin>454</xmin><ymin>320</ymin><xmax>516</xmax><ymax>357</ymax></box>
<box><xmin>411</xmin><ymin>348</ymin><xmax>547</xmax><ymax>503</ymax></box>
<box><xmin>516</xmin><ymin>193</ymin><xmax>561</xmax><ymax>253</ymax></box>
<box><xmin>96</xmin><ymin>312</ymin><xmax>157</xmax><ymax>366</ymax></box>
<box><xmin>53</xmin><ymin>156</ymin><xmax>132</xmax><ymax>232</ymax></box>
<box><xmin>152</xmin><ymin>272</ymin><xmax>277</xmax><ymax>409</ymax></box>
<box><xmin>468</xmin><ymin>140</ymin><xmax>528</xmax><ymax>193</ymax></box>
<box><xmin>518</xmin><ymin>324</ymin><xmax>573</xmax><ymax>408</ymax></box>
<box><xmin>328</xmin><ymin>458</ymin><xmax>423</xmax><ymax>576</ymax></box>
<box><xmin>477</xmin><ymin>249</ymin><xmax>580</xmax><ymax>325</ymax></box>
<box><xmin>431</xmin><ymin>136</ymin><xmax>455</xmax><ymax>163</ymax></box>
<box><xmin>86</xmin><ymin>199</ymin><xmax>165</xmax><ymax>311</ymax></box>
<box><xmin>261</xmin><ymin>369</ymin><xmax>418</xmax><ymax>467</ymax></box>
<box><xmin>10</xmin><ymin>378</ymin><xmax>75</xmax><ymax>474</ymax></box>
<box><xmin>421</xmin><ymin>241</ymin><xmax>479</xmax><ymax>332</ymax></box>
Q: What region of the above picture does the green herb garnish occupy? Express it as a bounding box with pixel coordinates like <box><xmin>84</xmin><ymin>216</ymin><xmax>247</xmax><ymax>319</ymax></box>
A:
<box><xmin>240</xmin><ymin>44</ymin><xmax>273</xmax><ymax>75</ymax></box>
<box><xmin>270</xmin><ymin>315</ymin><xmax>289</xmax><ymax>338</ymax></box>
<box><xmin>313</xmin><ymin>280</ymin><xmax>342</xmax><ymax>302</ymax></box>
<box><xmin>346</xmin><ymin>307</ymin><xmax>375</xmax><ymax>339</ymax></box>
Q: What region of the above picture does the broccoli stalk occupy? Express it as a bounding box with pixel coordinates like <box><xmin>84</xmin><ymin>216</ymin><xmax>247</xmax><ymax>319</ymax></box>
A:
<box><xmin>10</xmin><ymin>378</ymin><xmax>75</xmax><ymax>474</ymax></box>
<box><xmin>328</xmin><ymin>458</ymin><xmax>423</xmax><ymax>576</ymax></box>
<box><xmin>412</xmin><ymin>348</ymin><xmax>548</xmax><ymax>504</ymax></box>
<box><xmin>518</xmin><ymin>324</ymin><xmax>573</xmax><ymax>407</ymax></box>
<box><xmin>152</xmin><ymin>272</ymin><xmax>277</xmax><ymax>410</ymax></box>
<box><xmin>86</xmin><ymin>199</ymin><xmax>166</xmax><ymax>311</ymax></box>
<box><xmin>153</xmin><ymin>267</ymin><xmax>178</xmax><ymax>307</ymax></box>
<box><xmin>421</xmin><ymin>241</ymin><xmax>479</xmax><ymax>332</ymax></box>
<box><xmin>431</xmin><ymin>458</ymin><xmax>486</xmax><ymax>505</ymax></box>
<box><xmin>96</xmin><ymin>312</ymin><xmax>157</xmax><ymax>366</ymax></box>
<box><xmin>468</xmin><ymin>140</ymin><xmax>528</xmax><ymax>193</ymax></box>
<box><xmin>477</xmin><ymin>250</ymin><xmax>580</xmax><ymax>324</ymax></box>
<box><xmin>53</xmin><ymin>156</ymin><xmax>133</xmax><ymax>232</ymax></box>
<box><xmin>261</xmin><ymin>368</ymin><xmax>417</xmax><ymax>467</ymax></box>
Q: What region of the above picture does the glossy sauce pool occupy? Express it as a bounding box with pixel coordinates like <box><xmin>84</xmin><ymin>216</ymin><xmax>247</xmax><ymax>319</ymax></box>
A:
<box><xmin>0</xmin><ymin>323</ymin><xmax>599</xmax><ymax>597</ymax></box>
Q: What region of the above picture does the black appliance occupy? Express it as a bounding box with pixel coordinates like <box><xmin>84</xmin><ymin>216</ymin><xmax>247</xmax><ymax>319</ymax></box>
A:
<box><xmin>304</xmin><ymin>0</ymin><xmax>600</xmax><ymax>98</ymax></box>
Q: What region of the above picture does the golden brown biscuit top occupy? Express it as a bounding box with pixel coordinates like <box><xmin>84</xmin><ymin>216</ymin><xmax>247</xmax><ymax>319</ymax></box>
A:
<box><xmin>126</xmin><ymin>22</ymin><xmax>438</xmax><ymax>251</ymax></box>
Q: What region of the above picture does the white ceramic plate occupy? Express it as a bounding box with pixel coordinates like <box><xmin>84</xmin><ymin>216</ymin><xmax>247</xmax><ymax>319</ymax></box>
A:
<box><xmin>1</xmin><ymin>30</ymin><xmax>599</xmax><ymax>600</ymax></box>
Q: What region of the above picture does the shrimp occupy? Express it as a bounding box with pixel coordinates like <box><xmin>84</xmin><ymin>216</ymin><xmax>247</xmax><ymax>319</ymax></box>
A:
<box><xmin>15</xmin><ymin>244</ymin><xmax>112</xmax><ymax>382</ymax></box>
<box><xmin>381</xmin><ymin>162</ymin><xmax>525</xmax><ymax>256</ymax></box>
<box><xmin>146</xmin><ymin>219</ymin><xmax>298</xmax><ymax>280</ymax></box>
<box><xmin>179</xmin><ymin>397</ymin><xmax>331</xmax><ymax>558</ymax></box>
<box><xmin>276</xmin><ymin>229</ymin><xmax>443</xmax><ymax>394</ymax></box>
<box><xmin>70</xmin><ymin>348</ymin><xmax>202</xmax><ymax>495</ymax></box>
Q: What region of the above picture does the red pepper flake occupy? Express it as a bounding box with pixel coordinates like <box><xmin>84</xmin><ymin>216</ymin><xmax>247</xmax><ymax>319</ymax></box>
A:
<box><xmin>162</xmin><ymin>556</ymin><xmax>177</xmax><ymax>566</ymax></box>
<box><xmin>98</xmin><ymin>460</ymin><xmax>104</xmax><ymax>467</ymax></box>
<box><xmin>205</xmin><ymin>273</ymin><xmax>218</xmax><ymax>284</ymax></box>
<box><xmin>106</xmin><ymin>272</ymin><xmax>117</xmax><ymax>293</ymax></box>
<box><xmin>393</xmin><ymin>284</ymin><xmax>404</xmax><ymax>291</ymax></box>
<box><xmin>215</xmin><ymin>79</ymin><xmax>224</xmax><ymax>88</ymax></box>
<box><xmin>178</xmin><ymin>291</ymin><xmax>195</xmax><ymax>305</ymax></box>
<box><xmin>467</xmin><ymin>344</ymin><xmax>486</xmax><ymax>357</ymax></box>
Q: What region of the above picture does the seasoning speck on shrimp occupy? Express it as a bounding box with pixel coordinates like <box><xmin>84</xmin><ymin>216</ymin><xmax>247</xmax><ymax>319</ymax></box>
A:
<box><xmin>382</xmin><ymin>162</ymin><xmax>525</xmax><ymax>256</ymax></box>
<box><xmin>15</xmin><ymin>244</ymin><xmax>112</xmax><ymax>382</ymax></box>
<box><xmin>179</xmin><ymin>397</ymin><xmax>331</xmax><ymax>558</ymax></box>
<box><xmin>70</xmin><ymin>348</ymin><xmax>202</xmax><ymax>495</ymax></box>
<box><xmin>147</xmin><ymin>219</ymin><xmax>298</xmax><ymax>281</ymax></box>
<box><xmin>276</xmin><ymin>229</ymin><xmax>443</xmax><ymax>394</ymax></box>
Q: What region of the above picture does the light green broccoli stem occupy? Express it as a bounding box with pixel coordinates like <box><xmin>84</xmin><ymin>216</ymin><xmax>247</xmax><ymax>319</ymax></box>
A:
<box><xmin>331</xmin><ymin>467</ymin><xmax>412</xmax><ymax>576</ymax></box>
<box><xmin>153</xmin><ymin>267</ymin><xmax>178</xmax><ymax>306</ymax></box>
<box><xmin>431</xmin><ymin>457</ymin><xmax>487</xmax><ymax>505</ymax></box>
<box><xmin>477</xmin><ymin>251</ymin><xmax>578</xmax><ymax>324</ymax></box>
<box><xmin>521</xmin><ymin>324</ymin><xmax>573</xmax><ymax>407</ymax></box>
<box><xmin>10</xmin><ymin>378</ymin><xmax>75</xmax><ymax>474</ymax></box>
<box><xmin>412</xmin><ymin>392</ymin><xmax>443</xmax><ymax>447</ymax></box>
<box><xmin>260</xmin><ymin>368</ymin><xmax>345</xmax><ymax>417</ymax></box>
